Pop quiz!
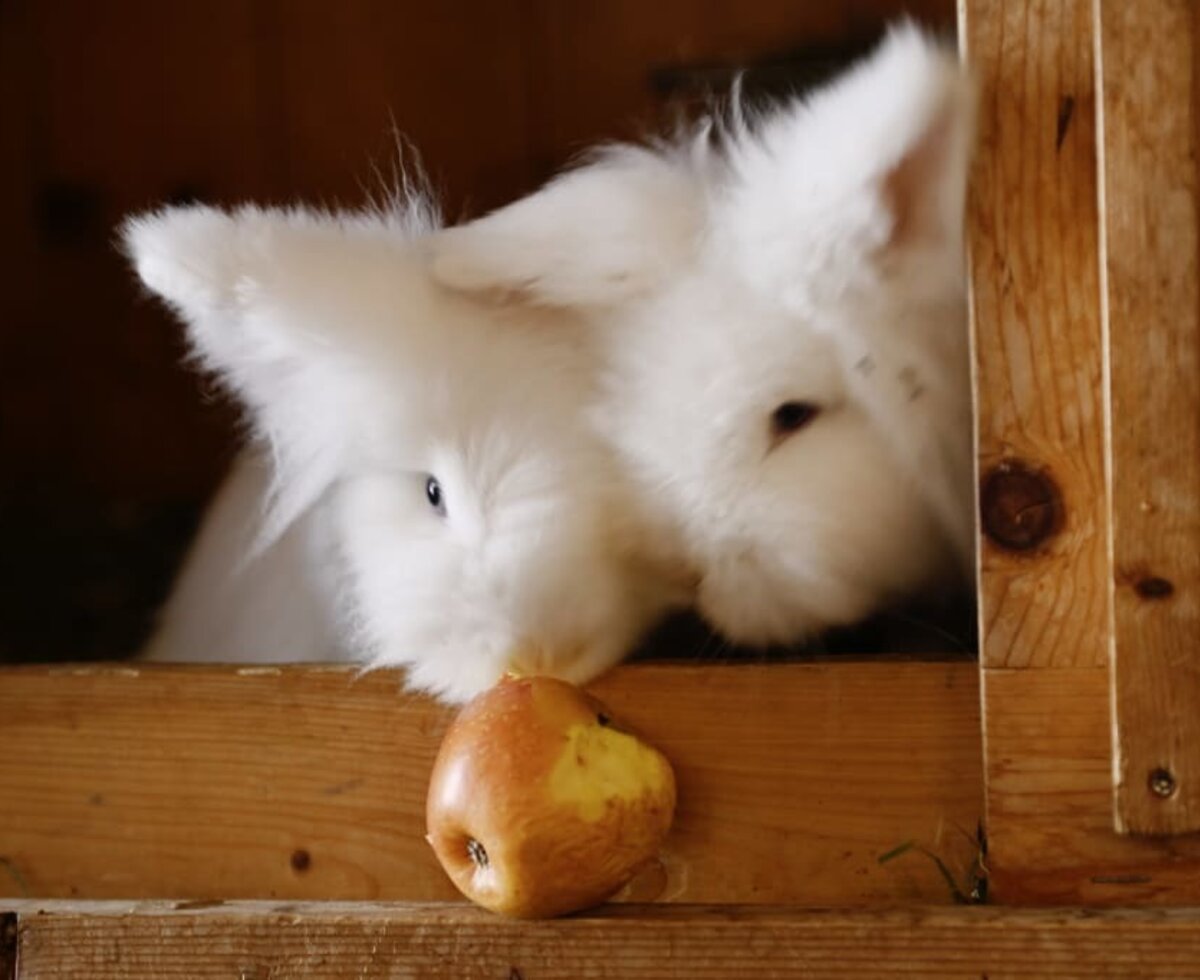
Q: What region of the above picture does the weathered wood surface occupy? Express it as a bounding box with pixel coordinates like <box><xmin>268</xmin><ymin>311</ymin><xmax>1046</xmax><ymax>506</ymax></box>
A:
<box><xmin>1098</xmin><ymin>0</ymin><xmax>1200</xmax><ymax>837</ymax></box>
<box><xmin>984</xmin><ymin>667</ymin><xmax>1200</xmax><ymax>904</ymax></box>
<box><xmin>961</xmin><ymin>0</ymin><xmax>1200</xmax><ymax>898</ymax></box>
<box><xmin>7</xmin><ymin>901</ymin><xmax>1200</xmax><ymax>979</ymax></box>
<box><xmin>0</xmin><ymin>662</ymin><xmax>982</xmax><ymax>906</ymax></box>
<box><xmin>963</xmin><ymin>0</ymin><xmax>1110</xmax><ymax>671</ymax></box>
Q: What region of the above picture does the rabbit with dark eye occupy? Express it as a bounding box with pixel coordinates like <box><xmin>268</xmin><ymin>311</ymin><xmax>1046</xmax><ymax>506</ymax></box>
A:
<box><xmin>123</xmin><ymin>201</ymin><xmax>691</xmax><ymax>702</ymax></box>
<box><xmin>432</xmin><ymin>24</ymin><xmax>976</xmax><ymax>648</ymax></box>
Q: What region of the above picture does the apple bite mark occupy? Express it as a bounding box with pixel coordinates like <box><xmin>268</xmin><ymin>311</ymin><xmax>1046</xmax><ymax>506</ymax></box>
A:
<box><xmin>547</xmin><ymin>721</ymin><xmax>672</xmax><ymax>822</ymax></box>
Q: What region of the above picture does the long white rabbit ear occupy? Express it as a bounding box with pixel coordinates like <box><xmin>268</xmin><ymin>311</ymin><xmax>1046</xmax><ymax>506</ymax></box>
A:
<box><xmin>120</xmin><ymin>205</ymin><xmax>313</xmax><ymax>384</ymax></box>
<box><xmin>869</xmin><ymin>24</ymin><xmax>974</xmax><ymax>257</ymax></box>
<box><xmin>121</xmin><ymin>205</ymin><xmax>372</xmax><ymax>543</ymax></box>
<box><xmin>721</xmin><ymin>22</ymin><xmax>974</xmax><ymax>310</ymax></box>
<box><xmin>122</xmin><ymin>205</ymin><xmax>246</xmax><ymax>321</ymax></box>
<box><xmin>431</xmin><ymin>147</ymin><xmax>702</xmax><ymax>307</ymax></box>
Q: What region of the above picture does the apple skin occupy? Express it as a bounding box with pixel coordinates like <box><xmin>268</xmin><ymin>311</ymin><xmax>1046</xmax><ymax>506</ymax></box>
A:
<box><xmin>425</xmin><ymin>675</ymin><xmax>676</xmax><ymax>918</ymax></box>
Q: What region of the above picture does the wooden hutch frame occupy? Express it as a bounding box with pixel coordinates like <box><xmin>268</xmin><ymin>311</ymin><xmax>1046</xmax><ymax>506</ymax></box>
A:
<box><xmin>2</xmin><ymin>1</ymin><xmax>1199</xmax><ymax>975</ymax></box>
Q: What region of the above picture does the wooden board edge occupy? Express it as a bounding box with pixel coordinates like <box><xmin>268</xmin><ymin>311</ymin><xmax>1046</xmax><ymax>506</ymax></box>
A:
<box><xmin>0</xmin><ymin>660</ymin><xmax>983</xmax><ymax>907</ymax></box>
<box><xmin>7</xmin><ymin>901</ymin><xmax>1200</xmax><ymax>979</ymax></box>
<box><xmin>1097</xmin><ymin>0</ymin><xmax>1200</xmax><ymax>838</ymax></box>
<box><xmin>981</xmin><ymin>666</ymin><xmax>1200</xmax><ymax>905</ymax></box>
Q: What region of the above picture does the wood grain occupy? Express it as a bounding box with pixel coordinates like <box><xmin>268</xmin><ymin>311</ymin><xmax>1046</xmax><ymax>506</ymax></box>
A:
<box><xmin>961</xmin><ymin>0</ymin><xmax>1200</xmax><ymax>899</ymax></box>
<box><xmin>0</xmin><ymin>662</ymin><xmax>982</xmax><ymax>907</ymax></box>
<box><xmin>962</xmin><ymin>0</ymin><xmax>1111</xmax><ymax>672</ymax></box>
<box><xmin>984</xmin><ymin>667</ymin><xmax>1200</xmax><ymax>904</ymax></box>
<box><xmin>8</xmin><ymin>901</ymin><xmax>1200</xmax><ymax>979</ymax></box>
<box><xmin>1098</xmin><ymin>0</ymin><xmax>1200</xmax><ymax>836</ymax></box>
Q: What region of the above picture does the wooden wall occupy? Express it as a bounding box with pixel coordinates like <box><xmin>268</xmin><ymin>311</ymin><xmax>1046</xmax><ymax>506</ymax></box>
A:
<box><xmin>0</xmin><ymin>0</ymin><xmax>953</xmax><ymax>661</ymax></box>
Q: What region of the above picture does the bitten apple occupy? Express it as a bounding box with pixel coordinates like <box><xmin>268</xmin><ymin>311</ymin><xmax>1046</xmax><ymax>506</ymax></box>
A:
<box><xmin>425</xmin><ymin>675</ymin><xmax>676</xmax><ymax>918</ymax></box>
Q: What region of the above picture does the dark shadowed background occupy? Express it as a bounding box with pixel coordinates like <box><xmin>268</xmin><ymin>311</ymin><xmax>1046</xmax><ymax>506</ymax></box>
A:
<box><xmin>0</xmin><ymin>0</ymin><xmax>955</xmax><ymax>663</ymax></box>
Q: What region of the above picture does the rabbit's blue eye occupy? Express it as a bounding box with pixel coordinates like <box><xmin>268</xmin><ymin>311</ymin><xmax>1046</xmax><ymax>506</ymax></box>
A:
<box><xmin>425</xmin><ymin>476</ymin><xmax>446</xmax><ymax>515</ymax></box>
<box><xmin>771</xmin><ymin>401</ymin><xmax>820</xmax><ymax>437</ymax></box>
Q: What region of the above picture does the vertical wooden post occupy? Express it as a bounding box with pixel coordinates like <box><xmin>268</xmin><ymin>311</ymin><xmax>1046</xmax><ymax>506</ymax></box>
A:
<box><xmin>961</xmin><ymin>0</ymin><xmax>1200</xmax><ymax>902</ymax></box>
<box><xmin>1098</xmin><ymin>0</ymin><xmax>1200</xmax><ymax>837</ymax></box>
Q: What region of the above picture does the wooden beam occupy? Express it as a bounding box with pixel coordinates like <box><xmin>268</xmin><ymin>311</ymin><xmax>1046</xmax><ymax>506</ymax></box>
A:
<box><xmin>962</xmin><ymin>0</ymin><xmax>1111</xmax><ymax>672</ymax></box>
<box><xmin>7</xmin><ymin>900</ymin><xmax>1200</xmax><ymax>979</ymax></box>
<box><xmin>960</xmin><ymin>0</ymin><xmax>1200</xmax><ymax>899</ymax></box>
<box><xmin>0</xmin><ymin>661</ymin><xmax>982</xmax><ymax>907</ymax></box>
<box><xmin>984</xmin><ymin>668</ymin><xmax>1200</xmax><ymax>903</ymax></box>
<box><xmin>1097</xmin><ymin>0</ymin><xmax>1200</xmax><ymax>837</ymax></box>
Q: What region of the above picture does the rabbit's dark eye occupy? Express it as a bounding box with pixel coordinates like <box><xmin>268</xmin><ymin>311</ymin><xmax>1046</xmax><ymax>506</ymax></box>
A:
<box><xmin>771</xmin><ymin>401</ymin><xmax>821</xmax><ymax>438</ymax></box>
<box><xmin>425</xmin><ymin>475</ymin><xmax>446</xmax><ymax>515</ymax></box>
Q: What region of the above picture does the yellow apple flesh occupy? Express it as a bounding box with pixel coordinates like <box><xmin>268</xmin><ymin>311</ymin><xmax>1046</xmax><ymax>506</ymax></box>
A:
<box><xmin>425</xmin><ymin>675</ymin><xmax>676</xmax><ymax>918</ymax></box>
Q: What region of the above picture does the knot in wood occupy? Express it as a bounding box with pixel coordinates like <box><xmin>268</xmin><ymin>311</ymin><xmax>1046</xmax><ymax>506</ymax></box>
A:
<box><xmin>980</xmin><ymin>460</ymin><xmax>1063</xmax><ymax>552</ymax></box>
<box><xmin>1134</xmin><ymin>576</ymin><xmax>1175</xmax><ymax>600</ymax></box>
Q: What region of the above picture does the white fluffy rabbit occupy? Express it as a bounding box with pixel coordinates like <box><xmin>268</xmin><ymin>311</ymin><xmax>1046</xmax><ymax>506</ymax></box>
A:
<box><xmin>432</xmin><ymin>24</ymin><xmax>976</xmax><ymax>648</ymax></box>
<box><xmin>123</xmin><ymin>200</ymin><xmax>689</xmax><ymax>701</ymax></box>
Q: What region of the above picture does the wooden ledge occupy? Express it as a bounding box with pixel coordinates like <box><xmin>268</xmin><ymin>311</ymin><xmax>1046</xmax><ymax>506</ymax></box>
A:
<box><xmin>5</xmin><ymin>901</ymin><xmax>1200</xmax><ymax>978</ymax></box>
<box><xmin>0</xmin><ymin>661</ymin><xmax>981</xmax><ymax>906</ymax></box>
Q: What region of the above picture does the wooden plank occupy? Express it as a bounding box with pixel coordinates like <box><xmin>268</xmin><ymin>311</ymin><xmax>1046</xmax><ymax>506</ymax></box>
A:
<box><xmin>962</xmin><ymin>0</ymin><xmax>1110</xmax><ymax>672</ymax></box>
<box><xmin>1098</xmin><ymin>0</ymin><xmax>1200</xmax><ymax>836</ymax></box>
<box><xmin>8</xmin><ymin>901</ymin><xmax>1200</xmax><ymax>979</ymax></box>
<box><xmin>953</xmin><ymin>0</ymin><xmax>1200</xmax><ymax>901</ymax></box>
<box><xmin>984</xmin><ymin>668</ymin><xmax>1200</xmax><ymax>904</ymax></box>
<box><xmin>0</xmin><ymin>662</ymin><xmax>982</xmax><ymax>907</ymax></box>
<box><xmin>963</xmin><ymin>0</ymin><xmax>1200</xmax><ymax>899</ymax></box>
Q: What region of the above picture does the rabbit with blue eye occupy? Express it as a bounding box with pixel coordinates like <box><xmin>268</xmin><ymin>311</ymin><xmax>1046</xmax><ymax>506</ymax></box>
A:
<box><xmin>432</xmin><ymin>24</ymin><xmax>976</xmax><ymax>648</ymax></box>
<box><xmin>123</xmin><ymin>201</ymin><xmax>690</xmax><ymax>703</ymax></box>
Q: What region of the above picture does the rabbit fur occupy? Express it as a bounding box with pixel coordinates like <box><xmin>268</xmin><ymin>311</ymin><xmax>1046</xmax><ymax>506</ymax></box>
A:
<box><xmin>123</xmin><ymin>202</ymin><xmax>690</xmax><ymax>702</ymax></box>
<box><xmin>127</xmin><ymin>22</ymin><xmax>974</xmax><ymax>699</ymax></box>
<box><xmin>432</xmin><ymin>22</ymin><xmax>976</xmax><ymax>648</ymax></box>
